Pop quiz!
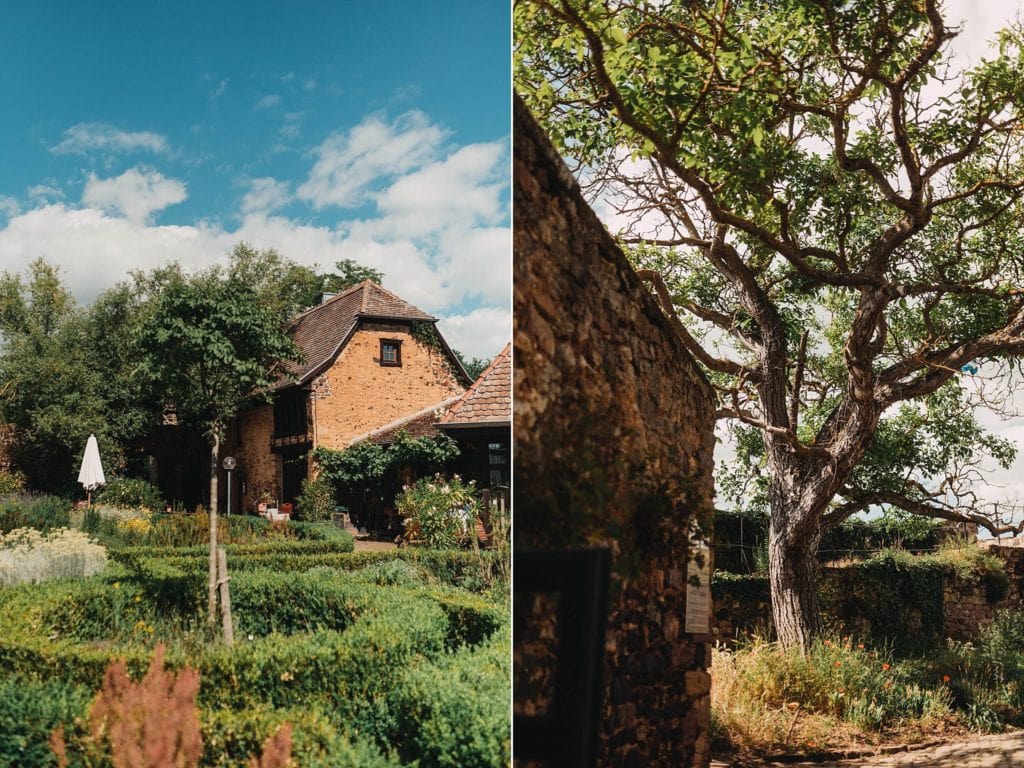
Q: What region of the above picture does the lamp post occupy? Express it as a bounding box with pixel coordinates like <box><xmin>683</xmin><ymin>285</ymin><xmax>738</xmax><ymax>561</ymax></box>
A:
<box><xmin>222</xmin><ymin>456</ymin><xmax>236</xmax><ymax>517</ymax></box>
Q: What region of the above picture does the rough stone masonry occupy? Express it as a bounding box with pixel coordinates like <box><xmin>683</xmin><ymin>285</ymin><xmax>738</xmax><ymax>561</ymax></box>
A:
<box><xmin>513</xmin><ymin>94</ymin><xmax>718</xmax><ymax>768</ymax></box>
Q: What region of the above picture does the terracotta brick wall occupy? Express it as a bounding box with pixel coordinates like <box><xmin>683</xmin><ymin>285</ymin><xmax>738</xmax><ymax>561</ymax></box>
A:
<box><xmin>230</xmin><ymin>321</ymin><xmax>464</xmax><ymax>511</ymax></box>
<box><xmin>514</xmin><ymin>95</ymin><xmax>717</xmax><ymax>767</ymax></box>
<box><xmin>312</xmin><ymin>323</ymin><xmax>464</xmax><ymax>450</ymax></box>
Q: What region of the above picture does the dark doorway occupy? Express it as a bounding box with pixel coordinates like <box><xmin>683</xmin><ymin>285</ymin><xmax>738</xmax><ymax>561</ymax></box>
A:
<box><xmin>281</xmin><ymin>449</ymin><xmax>308</xmax><ymax>506</ymax></box>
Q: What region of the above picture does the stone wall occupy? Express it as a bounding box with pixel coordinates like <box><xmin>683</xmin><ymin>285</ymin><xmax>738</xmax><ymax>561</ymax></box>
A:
<box><xmin>714</xmin><ymin>546</ymin><xmax>1024</xmax><ymax>649</ymax></box>
<box><xmin>513</xmin><ymin>95</ymin><xmax>717</xmax><ymax>767</ymax></box>
<box><xmin>227</xmin><ymin>404</ymin><xmax>277</xmax><ymax>512</ymax></box>
<box><xmin>313</xmin><ymin>324</ymin><xmax>464</xmax><ymax>450</ymax></box>
<box><xmin>944</xmin><ymin>545</ymin><xmax>1024</xmax><ymax>641</ymax></box>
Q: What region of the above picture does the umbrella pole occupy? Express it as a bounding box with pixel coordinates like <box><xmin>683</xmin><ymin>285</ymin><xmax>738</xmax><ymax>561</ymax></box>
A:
<box><xmin>87</xmin><ymin>490</ymin><xmax>92</xmax><ymax>507</ymax></box>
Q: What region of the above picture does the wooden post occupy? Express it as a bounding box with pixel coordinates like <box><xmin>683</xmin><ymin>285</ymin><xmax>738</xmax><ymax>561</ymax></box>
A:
<box><xmin>208</xmin><ymin>432</ymin><xmax>220</xmax><ymax>630</ymax></box>
<box><xmin>217</xmin><ymin>546</ymin><xmax>234</xmax><ymax>647</ymax></box>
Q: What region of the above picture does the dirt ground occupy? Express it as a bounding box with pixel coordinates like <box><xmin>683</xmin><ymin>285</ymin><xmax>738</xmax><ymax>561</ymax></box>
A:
<box><xmin>712</xmin><ymin>730</ymin><xmax>1024</xmax><ymax>768</ymax></box>
<box><xmin>352</xmin><ymin>539</ymin><xmax>398</xmax><ymax>552</ymax></box>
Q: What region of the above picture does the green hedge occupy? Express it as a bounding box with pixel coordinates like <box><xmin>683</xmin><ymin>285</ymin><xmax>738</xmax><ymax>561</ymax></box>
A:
<box><xmin>0</xmin><ymin>678</ymin><xmax>92</xmax><ymax>767</ymax></box>
<box><xmin>200</xmin><ymin>706</ymin><xmax>401</xmax><ymax>768</ymax></box>
<box><xmin>389</xmin><ymin>629</ymin><xmax>511</xmax><ymax>768</ymax></box>
<box><xmin>0</xmin><ymin>552</ymin><xmax>509</xmax><ymax>767</ymax></box>
<box><xmin>109</xmin><ymin>547</ymin><xmax>500</xmax><ymax>592</ymax></box>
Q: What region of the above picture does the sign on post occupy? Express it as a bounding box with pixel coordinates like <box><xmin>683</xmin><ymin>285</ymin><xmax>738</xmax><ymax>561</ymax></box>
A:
<box><xmin>684</xmin><ymin>528</ymin><xmax>712</xmax><ymax>635</ymax></box>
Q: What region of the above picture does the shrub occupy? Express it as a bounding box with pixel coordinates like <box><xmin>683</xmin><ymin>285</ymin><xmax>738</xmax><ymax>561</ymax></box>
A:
<box><xmin>0</xmin><ymin>470</ymin><xmax>26</xmax><ymax>497</ymax></box>
<box><xmin>201</xmin><ymin>706</ymin><xmax>400</xmax><ymax>768</ymax></box>
<box><xmin>87</xmin><ymin>644</ymin><xmax>203</xmax><ymax>767</ymax></box>
<box><xmin>95</xmin><ymin>478</ymin><xmax>165</xmax><ymax>512</ymax></box>
<box><xmin>0</xmin><ymin>528</ymin><xmax>107</xmax><ymax>586</ymax></box>
<box><xmin>289</xmin><ymin>521</ymin><xmax>354</xmax><ymax>546</ymax></box>
<box><xmin>0</xmin><ymin>678</ymin><xmax>92</xmax><ymax>767</ymax></box>
<box><xmin>397</xmin><ymin>475</ymin><xmax>479</xmax><ymax>549</ymax></box>
<box><xmin>389</xmin><ymin>629</ymin><xmax>511</xmax><ymax>768</ymax></box>
<box><xmin>295</xmin><ymin>478</ymin><xmax>336</xmax><ymax>523</ymax></box>
<box><xmin>353</xmin><ymin>558</ymin><xmax>431</xmax><ymax>587</ymax></box>
<box><xmin>0</xmin><ymin>494</ymin><xmax>71</xmax><ymax>533</ymax></box>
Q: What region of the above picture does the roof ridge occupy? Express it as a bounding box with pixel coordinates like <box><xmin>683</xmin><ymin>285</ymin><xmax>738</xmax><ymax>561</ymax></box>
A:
<box><xmin>289</xmin><ymin>281</ymin><xmax>366</xmax><ymax>324</ymax></box>
<box><xmin>356</xmin><ymin>281</ymin><xmax>435</xmax><ymax>321</ymax></box>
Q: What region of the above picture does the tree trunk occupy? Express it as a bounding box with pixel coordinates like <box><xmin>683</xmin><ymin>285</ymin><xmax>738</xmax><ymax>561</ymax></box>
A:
<box><xmin>217</xmin><ymin>546</ymin><xmax>234</xmax><ymax>647</ymax></box>
<box><xmin>768</xmin><ymin>513</ymin><xmax>823</xmax><ymax>652</ymax></box>
<box><xmin>207</xmin><ymin>430</ymin><xmax>220</xmax><ymax>629</ymax></box>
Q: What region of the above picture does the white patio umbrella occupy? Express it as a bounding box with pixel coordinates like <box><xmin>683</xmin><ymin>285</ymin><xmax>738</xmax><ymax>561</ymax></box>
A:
<box><xmin>77</xmin><ymin>434</ymin><xmax>106</xmax><ymax>506</ymax></box>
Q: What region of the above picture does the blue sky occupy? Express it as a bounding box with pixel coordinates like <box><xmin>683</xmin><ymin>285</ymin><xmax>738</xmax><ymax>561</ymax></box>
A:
<box><xmin>0</xmin><ymin>1</ymin><xmax>510</xmax><ymax>359</ymax></box>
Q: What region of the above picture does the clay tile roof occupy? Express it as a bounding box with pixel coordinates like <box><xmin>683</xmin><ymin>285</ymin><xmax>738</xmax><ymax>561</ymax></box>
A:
<box><xmin>276</xmin><ymin>281</ymin><xmax>435</xmax><ymax>389</ymax></box>
<box><xmin>441</xmin><ymin>343</ymin><xmax>511</xmax><ymax>427</ymax></box>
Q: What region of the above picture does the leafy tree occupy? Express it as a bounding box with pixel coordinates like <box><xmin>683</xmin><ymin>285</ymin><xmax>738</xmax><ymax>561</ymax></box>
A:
<box><xmin>137</xmin><ymin>267</ymin><xmax>300</xmax><ymax>625</ymax></box>
<box><xmin>517</xmin><ymin>0</ymin><xmax>1024</xmax><ymax>648</ymax></box>
<box><xmin>320</xmin><ymin>258</ymin><xmax>384</xmax><ymax>294</ymax></box>
<box><xmin>226</xmin><ymin>242</ymin><xmax>322</xmax><ymax>319</ymax></box>
<box><xmin>453</xmin><ymin>350</ymin><xmax>491</xmax><ymax>381</ymax></box>
<box><xmin>0</xmin><ymin>260</ymin><xmax>112</xmax><ymax>494</ymax></box>
<box><xmin>226</xmin><ymin>243</ymin><xmax>384</xmax><ymax>313</ymax></box>
<box><xmin>81</xmin><ymin>282</ymin><xmax>165</xmax><ymax>474</ymax></box>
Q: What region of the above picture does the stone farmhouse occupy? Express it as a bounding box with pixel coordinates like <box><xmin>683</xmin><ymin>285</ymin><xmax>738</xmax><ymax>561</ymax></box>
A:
<box><xmin>223</xmin><ymin>280</ymin><xmax>472</xmax><ymax>514</ymax></box>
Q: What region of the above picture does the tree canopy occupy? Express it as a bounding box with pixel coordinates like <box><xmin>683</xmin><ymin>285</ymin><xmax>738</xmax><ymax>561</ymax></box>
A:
<box><xmin>516</xmin><ymin>0</ymin><xmax>1024</xmax><ymax>647</ymax></box>
<box><xmin>0</xmin><ymin>260</ymin><xmax>156</xmax><ymax>494</ymax></box>
<box><xmin>136</xmin><ymin>267</ymin><xmax>300</xmax><ymax>438</ymax></box>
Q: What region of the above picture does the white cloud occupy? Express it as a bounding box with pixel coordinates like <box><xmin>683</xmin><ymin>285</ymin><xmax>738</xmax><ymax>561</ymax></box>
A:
<box><xmin>3</xmin><ymin>109</ymin><xmax>510</xmax><ymax>368</ymax></box>
<box><xmin>280</xmin><ymin>112</ymin><xmax>304</xmax><ymax>140</ymax></box>
<box><xmin>0</xmin><ymin>206</ymin><xmax>505</xmax><ymax>343</ymax></box>
<box><xmin>439</xmin><ymin>226</ymin><xmax>511</xmax><ymax>307</ymax></box>
<box><xmin>209</xmin><ymin>78</ymin><xmax>229</xmax><ymax>101</ymax></box>
<box><xmin>0</xmin><ymin>196</ymin><xmax>19</xmax><ymax>218</ymax></box>
<box><xmin>297</xmin><ymin>111</ymin><xmax>447</xmax><ymax>209</ymax></box>
<box><xmin>81</xmin><ymin>167</ymin><xmax>187</xmax><ymax>224</ymax></box>
<box><xmin>375</xmin><ymin>141</ymin><xmax>507</xmax><ymax>237</ymax></box>
<box><xmin>28</xmin><ymin>184</ymin><xmax>64</xmax><ymax>203</ymax></box>
<box><xmin>254</xmin><ymin>94</ymin><xmax>281</xmax><ymax>110</ymax></box>
<box><xmin>436</xmin><ymin>307</ymin><xmax>511</xmax><ymax>361</ymax></box>
<box><xmin>52</xmin><ymin>122</ymin><xmax>168</xmax><ymax>156</ymax></box>
<box><xmin>240</xmin><ymin>177</ymin><xmax>292</xmax><ymax>215</ymax></box>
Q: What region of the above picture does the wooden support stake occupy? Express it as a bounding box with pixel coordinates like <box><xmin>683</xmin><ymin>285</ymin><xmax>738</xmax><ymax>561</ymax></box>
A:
<box><xmin>217</xmin><ymin>546</ymin><xmax>234</xmax><ymax>647</ymax></box>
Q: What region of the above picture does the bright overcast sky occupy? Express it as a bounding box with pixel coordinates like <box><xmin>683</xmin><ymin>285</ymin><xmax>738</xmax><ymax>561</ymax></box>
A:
<box><xmin>0</xmin><ymin>2</ymin><xmax>510</xmax><ymax>361</ymax></box>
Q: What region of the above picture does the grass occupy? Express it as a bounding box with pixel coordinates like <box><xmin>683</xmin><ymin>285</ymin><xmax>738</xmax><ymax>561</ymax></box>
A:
<box><xmin>714</xmin><ymin>611</ymin><xmax>1024</xmax><ymax>760</ymax></box>
<box><xmin>711</xmin><ymin>635</ymin><xmax>958</xmax><ymax>756</ymax></box>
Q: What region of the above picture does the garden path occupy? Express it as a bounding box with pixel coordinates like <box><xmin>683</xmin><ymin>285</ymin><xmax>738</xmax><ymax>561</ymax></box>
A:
<box><xmin>713</xmin><ymin>730</ymin><xmax>1024</xmax><ymax>768</ymax></box>
<box><xmin>352</xmin><ymin>540</ymin><xmax>397</xmax><ymax>552</ymax></box>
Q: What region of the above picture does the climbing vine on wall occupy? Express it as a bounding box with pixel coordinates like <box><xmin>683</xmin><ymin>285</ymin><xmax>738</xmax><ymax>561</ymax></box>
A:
<box><xmin>313</xmin><ymin>430</ymin><xmax>460</xmax><ymax>490</ymax></box>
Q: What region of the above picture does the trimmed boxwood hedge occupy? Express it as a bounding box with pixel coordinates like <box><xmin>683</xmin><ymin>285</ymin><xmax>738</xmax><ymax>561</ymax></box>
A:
<box><xmin>389</xmin><ymin>629</ymin><xmax>511</xmax><ymax>768</ymax></box>
<box><xmin>0</xmin><ymin>550</ymin><xmax>509</xmax><ymax>767</ymax></box>
<box><xmin>108</xmin><ymin>546</ymin><xmax>502</xmax><ymax>593</ymax></box>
